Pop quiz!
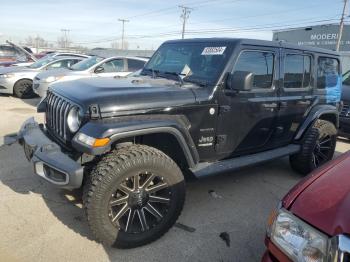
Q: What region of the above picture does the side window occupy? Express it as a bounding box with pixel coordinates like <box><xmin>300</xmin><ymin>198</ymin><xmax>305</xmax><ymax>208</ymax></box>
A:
<box><xmin>317</xmin><ymin>57</ymin><xmax>340</xmax><ymax>89</ymax></box>
<box><xmin>284</xmin><ymin>54</ymin><xmax>311</xmax><ymax>89</ymax></box>
<box><xmin>46</xmin><ymin>60</ymin><xmax>64</xmax><ymax>69</ymax></box>
<box><xmin>233</xmin><ymin>51</ymin><xmax>274</xmax><ymax>89</ymax></box>
<box><xmin>127</xmin><ymin>59</ymin><xmax>146</xmax><ymax>71</ymax></box>
<box><xmin>0</xmin><ymin>46</ymin><xmax>17</xmax><ymax>57</ymax></box>
<box><xmin>66</xmin><ymin>59</ymin><xmax>81</xmax><ymax>68</ymax></box>
<box><xmin>99</xmin><ymin>59</ymin><xmax>124</xmax><ymax>73</ymax></box>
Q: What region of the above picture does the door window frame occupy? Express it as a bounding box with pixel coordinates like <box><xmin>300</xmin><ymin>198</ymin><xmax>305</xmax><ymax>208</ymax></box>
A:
<box><xmin>282</xmin><ymin>50</ymin><xmax>313</xmax><ymax>92</ymax></box>
<box><xmin>316</xmin><ymin>55</ymin><xmax>341</xmax><ymax>90</ymax></box>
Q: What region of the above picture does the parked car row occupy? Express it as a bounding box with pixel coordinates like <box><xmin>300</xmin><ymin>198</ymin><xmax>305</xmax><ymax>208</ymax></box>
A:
<box><xmin>0</xmin><ymin>51</ymin><xmax>148</xmax><ymax>98</ymax></box>
<box><xmin>33</xmin><ymin>56</ymin><xmax>148</xmax><ymax>97</ymax></box>
<box><xmin>0</xmin><ymin>40</ymin><xmax>37</xmax><ymax>67</ymax></box>
<box><xmin>15</xmin><ymin>38</ymin><xmax>344</xmax><ymax>251</ymax></box>
<box><xmin>0</xmin><ymin>54</ymin><xmax>87</xmax><ymax>98</ymax></box>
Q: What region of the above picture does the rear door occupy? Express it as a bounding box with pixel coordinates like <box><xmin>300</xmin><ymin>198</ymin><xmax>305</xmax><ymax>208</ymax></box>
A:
<box><xmin>270</xmin><ymin>49</ymin><xmax>314</xmax><ymax>146</ymax></box>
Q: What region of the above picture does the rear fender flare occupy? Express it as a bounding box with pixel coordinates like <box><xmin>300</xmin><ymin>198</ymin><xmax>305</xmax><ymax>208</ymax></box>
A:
<box><xmin>294</xmin><ymin>105</ymin><xmax>339</xmax><ymax>141</ymax></box>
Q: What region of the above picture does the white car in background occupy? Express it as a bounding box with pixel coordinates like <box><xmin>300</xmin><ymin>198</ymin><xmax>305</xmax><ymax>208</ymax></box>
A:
<box><xmin>0</xmin><ymin>56</ymin><xmax>86</xmax><ymax>98</ymax></box>
<box><xmin>33</xmin><ymin>56</ymin><xmax>148</xmax><ymax>97</ymax></box>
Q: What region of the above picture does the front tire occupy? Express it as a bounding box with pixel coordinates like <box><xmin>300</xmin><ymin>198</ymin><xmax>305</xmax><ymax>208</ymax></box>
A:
<box><xmin>290</xmin><ymin>120</ymin><xmax>337</xmax><ymax>175</ymax></box>
<box><xmin>83</xmin><ymin>144</ymin><xmax>185</xmax><ymax>248</ymax></box>
<box><xmin>13</xmin><ymin>79</ymin><xmax>35</xmax><ymax>98</ymax></box>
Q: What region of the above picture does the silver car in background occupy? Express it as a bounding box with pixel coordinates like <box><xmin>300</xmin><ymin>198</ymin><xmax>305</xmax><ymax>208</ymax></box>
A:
<box><xmin>0</xmin><ymin>56</ymin><xmax>86</xmax><ymax>98</ymax></box>
<box><xmin>33</xmin><ymin>56</ymin><xmax>148</xmax><ymax>97</ymax></box>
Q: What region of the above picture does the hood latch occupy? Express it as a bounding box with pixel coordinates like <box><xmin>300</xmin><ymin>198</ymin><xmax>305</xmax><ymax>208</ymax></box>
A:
<box><xmin>89</xmin><ymin>104</ymin><xmax>101</xmax><ymax>119</ymax></box>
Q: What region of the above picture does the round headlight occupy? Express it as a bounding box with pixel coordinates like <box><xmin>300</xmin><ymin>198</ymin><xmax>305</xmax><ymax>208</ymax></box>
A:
<box><xmin>67</xmin><ymin>107</ymin><xmax>81</xmax><ymax>133</ymax></box>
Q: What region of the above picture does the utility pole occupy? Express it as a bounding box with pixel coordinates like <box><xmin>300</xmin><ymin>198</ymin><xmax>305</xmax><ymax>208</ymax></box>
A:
<box><xmin>179</xmin><ymin>5</ymin><xmax>193</xmax><ymax>39</ymax></box>
<box><xmin>118</xmin><ymin>19</ymin><xmax>129</xmax><ymax>50</ymax></box>
<box><xmin>336</xmin><ymin>0</ymin><xmax>348</xmax><ymax>51</ymax></box>
<box><xmin>61</xmin><ymin>29</ymin><xmax>70</xmax><ymax>50</ymax></box>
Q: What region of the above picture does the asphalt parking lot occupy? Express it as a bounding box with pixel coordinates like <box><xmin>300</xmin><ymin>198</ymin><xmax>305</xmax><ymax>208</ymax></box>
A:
<box><xmin>1</xmin><ymin>96</ymin><xmax>350</xmax><ymax>262</ymax></box>
<box><xmin>0</xmin><ymin>95</ymin><xmax>43</xmax><ymax>145</ymax></box>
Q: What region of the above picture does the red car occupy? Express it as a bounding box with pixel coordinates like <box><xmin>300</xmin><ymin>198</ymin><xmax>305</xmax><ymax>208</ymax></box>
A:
<box><xmin>263</xmin><ymin>151</ymin><xmax>350</xmax><ymax>262</ymax></box>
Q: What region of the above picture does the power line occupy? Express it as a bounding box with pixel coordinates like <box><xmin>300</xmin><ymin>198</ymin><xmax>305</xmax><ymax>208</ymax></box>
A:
<box><xmin>123</xmin><ymin>0</ymin><xmax>231</xmax><ymax>20</ymax></box>
<box><xmin>74</xmin><ymin>17</ymin><xmax>342</xmax><ymax>45</ymax></box>
<box><xmin>179</xmin><ymin>5</ymin><xmax>193</xmax><ymax>39</ymax></box>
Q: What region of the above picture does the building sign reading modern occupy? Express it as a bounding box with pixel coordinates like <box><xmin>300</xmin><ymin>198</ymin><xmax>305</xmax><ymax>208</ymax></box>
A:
<box><xmin>273</xmin><ymin>24</ymin><xmax>350</xmax><ymax>52</ymax></box>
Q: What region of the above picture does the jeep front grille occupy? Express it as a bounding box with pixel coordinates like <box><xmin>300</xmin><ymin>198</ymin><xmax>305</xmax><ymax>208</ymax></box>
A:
<box><xmin>46</xmin><ymin>92</ymin><xmax>72</xmax><ymax>141</ymax></box>
<box><xmin>340</xmin><ymin>102</ymin><xmax>350</xmax><ymax>118</ymax></box>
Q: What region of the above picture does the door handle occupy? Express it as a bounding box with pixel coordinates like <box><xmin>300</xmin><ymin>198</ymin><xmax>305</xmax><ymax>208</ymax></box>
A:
<box><xmin>280</xmin><ymin>101</ymin><xmax>288</xmax><ymax>108</ymax></box>
<box><xmin>297</xmin><ymin>100</ymin><xmax>311</xmax><ymax>105</ymax></box>
<box><xmin>262</xmin><ymin>103</ymin><xmax>278</xmax><ymax>108</ymax></box>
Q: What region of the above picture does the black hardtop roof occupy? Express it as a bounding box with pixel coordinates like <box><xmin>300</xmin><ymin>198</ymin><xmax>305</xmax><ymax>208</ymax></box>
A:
<box><xmin>163</xmin><ymin>38</ymin><xmax>339</xmax><ymax>56</ymax></box>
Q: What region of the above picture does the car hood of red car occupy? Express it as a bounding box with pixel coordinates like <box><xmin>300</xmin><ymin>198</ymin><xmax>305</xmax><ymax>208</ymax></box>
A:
<box><xmin>283</xmin><ymin>151</ymin><xmax>350</xmax><ymax>236</ymax></box>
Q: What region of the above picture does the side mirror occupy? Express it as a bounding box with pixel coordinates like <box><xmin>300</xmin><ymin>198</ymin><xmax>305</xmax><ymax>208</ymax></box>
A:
<box><xmin>226</xmin><ymin>71</ymin><xmax>254</xmax><ymax>91</ymax></box>
<box><xmin>95</xmin><ymin>66</ymin><xmax>104</xmax><ymax>74</ymax></box>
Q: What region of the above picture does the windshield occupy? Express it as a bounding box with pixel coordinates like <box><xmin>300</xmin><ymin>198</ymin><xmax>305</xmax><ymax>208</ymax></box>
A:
<box><xmin>28</xmin><ymin>57</ymin><xmax>56</xmax><ymax>69</ymax></box>
<box><xmin>142</xmin><ymin>42</ymin><xmax>233</xmax><ymax>85</ymax></box>
<box><xmin>70</xmin><ymin>56</ymin><xmax>103</xmax><ymax>71</ymax></box>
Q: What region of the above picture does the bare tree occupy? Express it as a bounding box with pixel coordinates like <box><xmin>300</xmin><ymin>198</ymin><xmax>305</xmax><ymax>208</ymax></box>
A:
<box><xmin>25</xmin><ymin>35</ymin><xmax>48</xmax><ymax>48</ymax></box>
<box><xmin>111</xmin><ymin>41</ymin><xmax>120</xmax><ymax>49</ymax></box>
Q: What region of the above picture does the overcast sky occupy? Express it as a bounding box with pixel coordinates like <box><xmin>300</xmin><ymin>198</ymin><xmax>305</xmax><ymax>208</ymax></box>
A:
<box><xmin>0</xmin><ymin>0</ymin><xmax>346</xmax><ymax>49</ymax></box>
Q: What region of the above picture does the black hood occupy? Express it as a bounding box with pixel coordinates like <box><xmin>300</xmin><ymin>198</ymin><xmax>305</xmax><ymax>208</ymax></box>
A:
<box><xmin>342</xmin><ymin>84</ymin><xmax>350</xmax><ymax>102</ymax></box>
<box><xmin>50</xmin><ymin>76</ymin><xmax>197</xmax><ymax>115</ymax></box>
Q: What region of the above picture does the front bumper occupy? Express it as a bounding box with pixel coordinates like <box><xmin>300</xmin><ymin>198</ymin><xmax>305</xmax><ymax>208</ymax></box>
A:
<box><xmin>18</xmin><ymin>118</ymin><xmax>84</xmax><ymax>190</ymax></box>
<box><xmin>339</xmin><ymin>116</ymin><xmax>350</xmax><ymax>138</ymax></box>
<box><xmin>0</xmin><ymin>78</ymin><xmax>15</xmax><ymax>94</ymax></box>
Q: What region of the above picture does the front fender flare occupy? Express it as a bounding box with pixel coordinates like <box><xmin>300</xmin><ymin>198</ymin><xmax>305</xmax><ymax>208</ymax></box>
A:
<box><xmin>72</xmin><ymin>115</ymin><xmax>199</xmax><ymax>168</ymax></box>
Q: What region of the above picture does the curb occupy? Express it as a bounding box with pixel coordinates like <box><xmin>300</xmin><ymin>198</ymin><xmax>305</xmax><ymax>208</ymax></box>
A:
<box><xmin>0</xmin><ymin>133</ymin><xmax>18</xmax><ymax>148</ymax></box>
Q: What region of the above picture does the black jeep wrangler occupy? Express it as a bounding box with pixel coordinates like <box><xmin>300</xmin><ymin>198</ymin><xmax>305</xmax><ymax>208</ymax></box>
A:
<box><xmin>18</xmin><ymin>38</ymin><xmax>341</xmax><ymax>248</ymax></box>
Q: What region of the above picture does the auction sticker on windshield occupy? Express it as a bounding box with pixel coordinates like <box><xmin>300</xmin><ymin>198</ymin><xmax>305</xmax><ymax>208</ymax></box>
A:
<box><xmin>201</xmin><ymin>46</ymin><xmax>226</xmax><ymax>55</ymax></box>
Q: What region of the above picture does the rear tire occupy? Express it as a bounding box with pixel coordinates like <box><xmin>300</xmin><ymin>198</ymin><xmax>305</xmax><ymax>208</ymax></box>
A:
<box><xmin>83</xmin><ymin>144</ymin><xmax>185</xmax><ymax>248</ymax></box>
<box><xmin>13</xmin><ymin>79</ymin><xmax>35</xmax><ymax>98</ymax></box>
<box><xmin>290</xmin><ymin>120</ymin><xmax>337</xmax><ymax>175</ymax></box>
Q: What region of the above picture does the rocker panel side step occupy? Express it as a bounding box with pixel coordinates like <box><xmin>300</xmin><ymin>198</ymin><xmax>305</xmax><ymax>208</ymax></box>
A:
<box><xmin>191</xmin><ymin>144</ymin><xmax>300</xmax><ymax>178</ymax></box>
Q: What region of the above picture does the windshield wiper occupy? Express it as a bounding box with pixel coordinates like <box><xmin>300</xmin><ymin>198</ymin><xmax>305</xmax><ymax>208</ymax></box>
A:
<box><xmin>141</xmin><ymin>68</ymin><xmax>159</xmax><ymax>78</ymax></box>
<box><xmin>162</xmin><ymin>71</ymin><xmax>185</xmax><ymax>86</ymax></box>
<box><xmin>182</xmin><ymin>77</ymin><xmax>209</xmax><ymax>87</ymax></box>
<box><xmin>141</xmin><ymin>69</ymin><xmax>187</xmax><ymax>86</ymax></box>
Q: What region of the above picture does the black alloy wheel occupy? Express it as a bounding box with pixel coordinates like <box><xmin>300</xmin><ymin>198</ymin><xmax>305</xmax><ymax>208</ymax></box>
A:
<box><xmin>108</xmin><ymin>172</ymin><xmax>172</xmax><ymax>233</ymax></box>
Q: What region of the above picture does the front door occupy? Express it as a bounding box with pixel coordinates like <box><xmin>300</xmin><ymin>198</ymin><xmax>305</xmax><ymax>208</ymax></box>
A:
<box><xmin>216</xmin><ymin>46</ymin><xmax>280</xmax><ymax>158</ymax></box>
